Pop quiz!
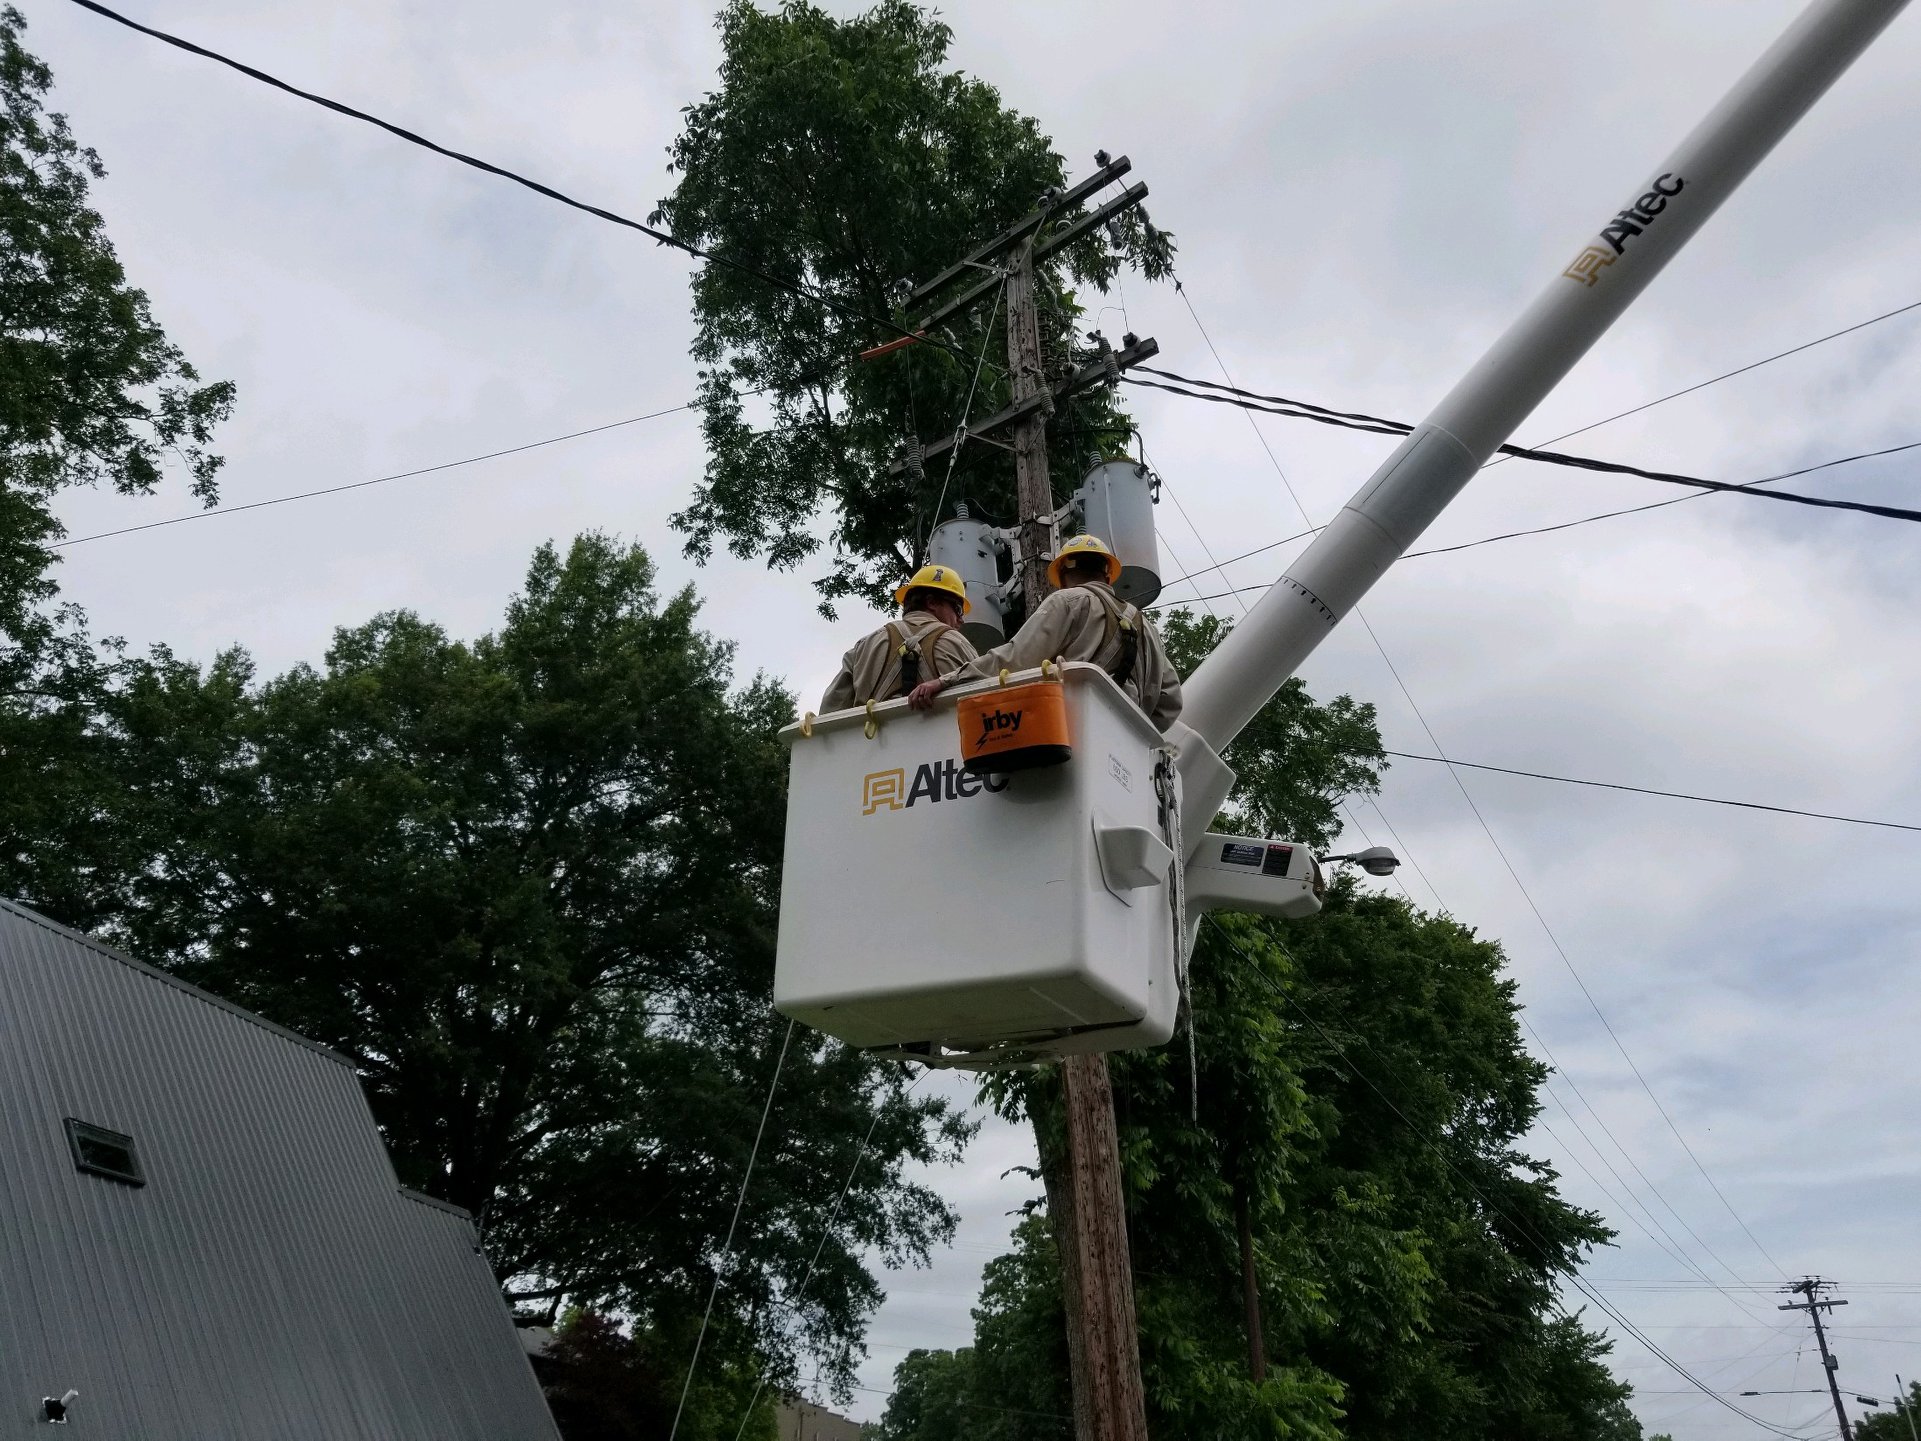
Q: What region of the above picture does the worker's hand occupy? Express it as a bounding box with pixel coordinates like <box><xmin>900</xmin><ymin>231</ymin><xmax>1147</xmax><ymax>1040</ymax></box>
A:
<box><xmin>907</xmin><ymin>678</ymin><xmax>945</xmax><ymax>710</ymax></box>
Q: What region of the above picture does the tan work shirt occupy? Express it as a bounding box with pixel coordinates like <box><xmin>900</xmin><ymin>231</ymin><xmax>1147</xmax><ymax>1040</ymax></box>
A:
<box><xmin>821</xmin><ymin>609</ymin><xmax>979</xmax><ymax>713</ymax></box>
<box><xmin>943</xmin><ymin>581</ymin><xmax>1184</xmax><ymax>732</ymax></box>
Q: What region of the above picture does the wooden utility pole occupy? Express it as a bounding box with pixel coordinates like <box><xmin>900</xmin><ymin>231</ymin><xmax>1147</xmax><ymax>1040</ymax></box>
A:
<box><xmin>1235</xmin><ymin>1181</ymin><xmax>1266</xmax><ymax>1384</ymax></box>
<box><xmin>1004</xmin><ymin>234</ymin><xmax>1149</xmax><ymax>1441</ymax></box>
<box><xmin>885</xmin><ymin>159</ymin><xmax>1158</xmax><ymax>1441</ymax></box>
<box><xmin>1782</xmin><ymin>1277</ymin><xmax>1854</xmax><ymax>1441</ymax></box>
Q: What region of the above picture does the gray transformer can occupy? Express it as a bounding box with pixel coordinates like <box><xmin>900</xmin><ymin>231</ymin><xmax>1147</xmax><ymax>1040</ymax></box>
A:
<box><xmin>1076</xmin><ymin>460</ymin><xmax>1162</xmax><ymax>606</ymax></box>
<box><xmin>929</xmin><ymin>516</ymin><xmax>1006</xmax><ymax>649</ymax></box>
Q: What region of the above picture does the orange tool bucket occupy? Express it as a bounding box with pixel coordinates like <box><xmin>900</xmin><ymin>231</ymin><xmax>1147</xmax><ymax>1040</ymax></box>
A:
<box><xmin>955</xmin><ymin>675</ymin><xmax>1072</xmax><ymax>774</ymax></box>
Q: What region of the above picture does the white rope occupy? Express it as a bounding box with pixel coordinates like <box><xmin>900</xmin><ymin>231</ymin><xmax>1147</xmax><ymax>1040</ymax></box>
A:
<box><xmin>728</xmin><ymin>1067</ymin><xmax>927</xmax><ymax>1440</ymax></box>
<box><xmin>668</xmin><ymin>1017</ymin><xmax>796</xmax><ymax>1441</ymax></box>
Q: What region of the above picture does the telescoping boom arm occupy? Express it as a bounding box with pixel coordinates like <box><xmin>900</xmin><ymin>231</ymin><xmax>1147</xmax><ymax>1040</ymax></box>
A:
<box><xmin>1177</xmin><ymin>0</ymin><xmax>1908</xmax><ymax>827</ymax></box>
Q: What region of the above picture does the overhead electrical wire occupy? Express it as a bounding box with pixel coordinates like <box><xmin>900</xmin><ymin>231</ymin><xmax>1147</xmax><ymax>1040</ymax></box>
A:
<box><xmin>1148</xmin><ymin>432</ymin><xmax>1920</xmax><ymax>599</ymax></box>
<box><xmin>1123</xmin><ymin>369</ymin><xmax>1921</xmax><ymax>527</ymax></box>
<box><xmin>1148</xmin><ymin>290</ymin><xmax>1921</xmax><ymax>583</ymax></box>
<box><xmin>1166</xmin><ymin>279</ymin><xmax>1791</xmax><ymax>1293</ymax></box>
<box><xmin>1400</xmin><ymin>437</ymin><xmax>1921</xmax><ymax>558</ymax></box>
<box><xmin>52</xmin><ymin>399</ymin><xmax>709</xmax><ymax>548</ymax></box>
<box><xmin>1506</xmin><ymin>293</ymin><xmax>1921</xmax><ymax>455</ymax></box>
<box><xmin>727</xmin><ymin>1070</ymin><xmax>928</xmax><ymax>1441</ymax></box>
<box><xmin>61</xmin><ymin>0</ymin><xmax>984</xmax><ymax>369</ymax></box>
<box><xmin>1383</xmin><ymin>750</ymin><xmax>1921</xmax><ymax>836</ymax></box>
<box><xmin>1362</xmin><ymin>624</ymin><xmax>1793</xmax><ymax>1283</ymax></box>
<box><xmin>669</xmin><ymin>1019</ymin><xmax>795</xmax><ymax>1441</ymax></box>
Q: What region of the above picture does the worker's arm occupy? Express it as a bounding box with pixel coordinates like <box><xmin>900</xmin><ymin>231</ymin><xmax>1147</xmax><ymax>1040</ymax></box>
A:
<box><xmin>908</xmin><ymin>592</ymin><xmax>1081</xmax><ymax>709</ymax></box>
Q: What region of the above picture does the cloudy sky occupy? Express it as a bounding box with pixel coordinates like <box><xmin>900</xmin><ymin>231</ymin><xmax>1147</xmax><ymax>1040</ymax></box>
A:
<box><xmin>23</xmin><ymin>0</ymin><xmax>1921</xmax><ymax>1432</ymax></box>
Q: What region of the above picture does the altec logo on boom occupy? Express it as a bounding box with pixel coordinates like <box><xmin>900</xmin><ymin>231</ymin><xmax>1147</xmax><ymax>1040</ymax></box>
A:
<box><xmin>1562</xmin><ymin>172</ymin><xmax>1686</xmax><ymax>286</ymax></box>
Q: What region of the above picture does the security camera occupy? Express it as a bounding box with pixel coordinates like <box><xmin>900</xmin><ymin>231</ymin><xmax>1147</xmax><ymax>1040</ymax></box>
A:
<box><xmin>42</xmin><ymin>1390</ymin><xmax>77</xmax><ymax>1424</ymax></box>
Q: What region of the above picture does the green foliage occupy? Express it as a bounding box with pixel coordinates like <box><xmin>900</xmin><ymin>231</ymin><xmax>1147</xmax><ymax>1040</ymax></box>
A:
<box><xmin>50</xmin><ymin>535</ymin><xmax>970</xmax><ymax>1400</ymax></box>
<box><xmin>0</xmin><ymin>3</ymin><xmax>234</xmax><ymax>586</ymax></box>
<box><xmin>976</xmin><ymin>899</ymin><xmax>1640</xmax><ymax>1439</ymax></box>
<box><xmin>541</xmin><ymin>1310</ymin><xmax>775</xmax><ymax>1441</ymax></box>
<box><xmin>1855</xmin><ymin>1381</ymin><xmax>1921</xmax><ymax>1440</ymax></box>
<box><xmin>0</xmin><ymin>3</ymin><xmax>232</xmax><ymax>933</ymax></box>
<box><xmin>654</xmin><ymin>0</ymin><xmax>1172</xmax><ymax>613</ymax></box>
<box><xmin>871</xmin><ymin>1215</ymin><xmax>1069</xmax><ymax>1441</ymax></box>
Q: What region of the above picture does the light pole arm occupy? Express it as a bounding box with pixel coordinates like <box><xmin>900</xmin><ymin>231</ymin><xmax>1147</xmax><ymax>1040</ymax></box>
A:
<box><xmin>1179</xmin><ymin>0</ymin><xmax>1908</xmax><ymax>763</ymax></box>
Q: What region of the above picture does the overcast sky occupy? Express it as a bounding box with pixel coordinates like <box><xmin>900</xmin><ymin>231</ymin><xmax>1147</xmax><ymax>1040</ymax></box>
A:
<box><xmin>22</xmin><ymin>0</ymin><xmax>1921</xmax><ymax>1433</ymax></box>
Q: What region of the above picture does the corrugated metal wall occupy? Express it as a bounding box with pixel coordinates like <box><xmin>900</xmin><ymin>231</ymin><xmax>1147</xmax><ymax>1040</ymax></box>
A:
<box><xmin>0</xmin><ymin>900</ymin><xmax>561</xmax><ymax>1440</ymax></box>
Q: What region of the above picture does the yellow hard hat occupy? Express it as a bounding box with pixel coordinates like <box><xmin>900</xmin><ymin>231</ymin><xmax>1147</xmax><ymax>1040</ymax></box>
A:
<box><xmin>1047</xmin><ymin>534</ymin><xmax>1123</xmax><ymax>590</ymax></box>
<box><xmin>894</xmin><ymin>563</ymin><xmax>972</xmax><ymax>614</ymax></box>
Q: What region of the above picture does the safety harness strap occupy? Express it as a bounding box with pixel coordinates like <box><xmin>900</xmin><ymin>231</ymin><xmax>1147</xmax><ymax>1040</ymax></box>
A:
<box><xmin>1090</xmin><ymin>589</ymin><xmax>1142</xmax><ymax>692</ymax></box>
<box><xmin>883</xmin><ymin>619</ymin><xmax>956</xmax><ymax>699</ymax></box>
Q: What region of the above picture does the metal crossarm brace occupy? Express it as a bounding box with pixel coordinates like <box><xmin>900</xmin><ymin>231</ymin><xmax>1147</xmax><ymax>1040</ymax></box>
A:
<box><xmin>907</xmin><ymin>155</ymin><xmax>1134</xmax><ymax>307</ymax></box>
<box><xmin>886</xmin><ymin>336</ymin><xmax>1159</xmax><ymax>477</ymax></box>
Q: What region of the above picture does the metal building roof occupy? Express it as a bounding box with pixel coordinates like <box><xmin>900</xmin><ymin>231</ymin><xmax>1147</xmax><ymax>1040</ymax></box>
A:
<box><xmin>0</xmin><ymin>897</ymin><xmax>561</xmax><ymax>1439</ymax></box>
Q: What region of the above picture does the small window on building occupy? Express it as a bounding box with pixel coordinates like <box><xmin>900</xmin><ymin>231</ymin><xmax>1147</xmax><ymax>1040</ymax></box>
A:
<box><xmin>65</xmin><ymin>1119</ymin><xmax>144</xmax><ymax>1187</ymax></box>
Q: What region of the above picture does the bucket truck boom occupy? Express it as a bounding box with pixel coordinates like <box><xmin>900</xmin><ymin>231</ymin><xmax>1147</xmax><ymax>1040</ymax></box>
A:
<box><xmin>1175</xmin><ymin>0</ymin><xmax>1910</xmax><ymax>836</ymax></box>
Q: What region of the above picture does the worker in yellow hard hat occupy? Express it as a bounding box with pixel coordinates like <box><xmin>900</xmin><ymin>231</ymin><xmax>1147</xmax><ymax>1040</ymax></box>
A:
<box><xmin>819</xmin><ymin>563</ymin><xmax>981</xmax><ymax>713</ymax></box>
<box><xmin>906</xmin><ymin>535</ymin><xmax>1183</xmax><ymax>731</ymax></box>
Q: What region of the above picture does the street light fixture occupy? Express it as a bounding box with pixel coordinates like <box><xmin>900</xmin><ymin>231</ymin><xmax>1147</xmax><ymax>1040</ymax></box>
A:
<box><xmin>1320</xmin><ymin>846</ymin><xmax>1400</xmax><ymax>878</ymax></box>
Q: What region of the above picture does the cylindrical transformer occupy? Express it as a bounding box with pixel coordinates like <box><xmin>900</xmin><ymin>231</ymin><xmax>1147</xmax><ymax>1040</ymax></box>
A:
<box><xmin>1076</xmin><ymin>460</ymin><xmax>1162</xmax><ymax>606</ymax></box>
<box><xmin>928</xmin><ymin>517</ymin><xmax>1006</xmax><ymax>649</ymax></box>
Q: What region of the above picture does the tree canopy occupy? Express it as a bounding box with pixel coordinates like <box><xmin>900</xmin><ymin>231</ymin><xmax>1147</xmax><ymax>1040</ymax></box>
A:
<box><xmin>654</xmin><ymin>0</ymin><xmax>1170</xmax><ymax>614</ymax></box>
<box><xmin>77</xmin><ymin>535</ymin><xmax>971</xmax><ymax>1402</ymax></box>
<box><xmin>1854</xmin><ymin>1381</ymin><xmax>1921</xmax><ymax>1441</ymax></box>
<box><xmin>0</xmin><ymin>3</ymin><xmax>233</xmax><ymax>629</ymax></box>
<box><xmin>883</xmin><ymin>893</ymin><xmax>1642</xmax><ymax>1440</ymax></box>
<box><xmin>0</xmin><ymin>1</ymin><xmax>234</xmax><ymax>936</ymax></box>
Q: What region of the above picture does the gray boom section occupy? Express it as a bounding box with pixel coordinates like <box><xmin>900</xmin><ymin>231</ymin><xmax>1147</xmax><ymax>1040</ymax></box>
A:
<box><xmin>1180</xmin><ymin>0</ymin><xmax>1909</xmax><ymax>757</ymax></box>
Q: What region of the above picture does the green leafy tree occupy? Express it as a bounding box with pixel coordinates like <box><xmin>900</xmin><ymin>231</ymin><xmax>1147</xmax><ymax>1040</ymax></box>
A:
<box><xmin>980</xmin><ymin>897</ymin><xmax>1640</xmax><ymax>1440</ymax></box>
<box><xmin>871</xmin><ymin>1216</ymin><xmax>1070</xmax><ymax>1441</ymax></box>
<box><xmin>653</xmin><ymin>0</ymin><xmax>1170</xmax><ymax>613</ymax></box>
<box><xmin>1856</xmin><ymin>1381</ymin><xmax>1921</xmax><ymax>1440</ymax></box>
<box><xmin>87</xmin><ymin>535</ymin><xmax>970</xmax><ymax>1404</ymax></box>
<box><xmin>540</xmin><ymin>1310</ymin><xmax>775</xmax><ymax>1441</ymax></box>
<box><xmin>0</xmin><ymin>4</ymin><xmax>234</xmax><ymax>916</ymax></box>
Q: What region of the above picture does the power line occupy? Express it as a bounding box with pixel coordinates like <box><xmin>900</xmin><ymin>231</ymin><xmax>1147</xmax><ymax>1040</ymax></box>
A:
<box><xmin>1164</xmin><ymin>282</ymin><xmax>1782</xmax><ymax>1304</ymax></box>
<box><xmin>52</xmin><ymin>399</ymin><xmax>706</xmax><ymax>548</ymax></box>
<box><xmin>1123</xmin><ymin>369</ymin><xmax>1921</xmax><ymax>527</ymax></box>
<box><xmin>669</xmin><ymin>1019</ymin><xmax>795</xmax><ymax>1441</ymax></box>
<box><xmin>1509</xmin><ymin>295</ymin><xmax>1921</xmax><ymax>455</ymax></box>
<box><xmin>1152</xmin><ymin>526</ymin><xmax>1321</xmax><ymax>600</ymax></box>
<box><xmin>1358</xmin><ymin>618</ymin><xmax>1791</xmax><ymax>1283</ymax></box>
<box><xmin>730</xmin><ymin>1070</ymin><xmax>928</xmax><ymax>1441</ymax></box>
<box><xmin>1383</xmin><ymin>750</ymin><xmax>1921</xmax><ymax>836</ymax></box>
<box><xmin>1146</xmin><ymin>431</ymin><xmax>1921</xmax><ymax>598</ymax></box>
<box><xmin>63</xmin><ymin>0</ymin><xmax>970</xmax><ymax>365</ymax></box>
<box><xmin>1402</xmin><ymin>437</ymin><xmax>1921</xmax><ymax>558</ymax></box>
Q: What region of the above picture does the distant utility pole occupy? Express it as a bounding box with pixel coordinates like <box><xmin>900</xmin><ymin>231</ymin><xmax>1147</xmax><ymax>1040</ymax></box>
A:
<box><xmin>1896</xmin><ymin>1374</ymin><xmax>1920</xmax><ymax>1441</ymax></box>
<box><xmin>1782</xmin><ymin>1277</ymin><xmax>1854</xmax><ymax>1441</ymax></box>
<box><xmin>892</xmin><ymin>156</ymin><xmax>1157</xmax><ymax>1441</ymax></box>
